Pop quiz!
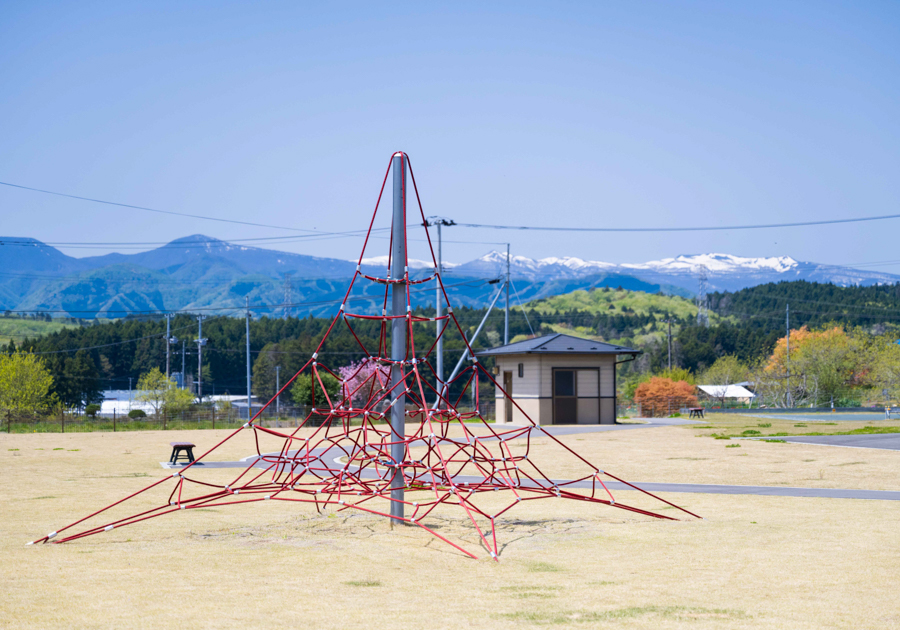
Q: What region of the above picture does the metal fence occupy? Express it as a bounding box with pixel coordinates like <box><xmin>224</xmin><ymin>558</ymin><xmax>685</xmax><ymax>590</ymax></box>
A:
<box><xmin>3</xmin><ymin>398</ymin><xmax>497</xmax><ymax>434</ymax></box>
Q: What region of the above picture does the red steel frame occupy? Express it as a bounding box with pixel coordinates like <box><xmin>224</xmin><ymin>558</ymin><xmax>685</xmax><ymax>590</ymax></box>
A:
<box><xmin>28</xmin><ymin>153</ymin><xmax>701</xmax><ymax>559</ymax></box>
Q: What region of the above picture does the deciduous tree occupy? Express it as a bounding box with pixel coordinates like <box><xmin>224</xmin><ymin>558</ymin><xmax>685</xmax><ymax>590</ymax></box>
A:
<box><xmin>291</xmin><ymin>372</ymin><xmax>341</xmax><ymax>407</ymax></box>
<box><xmin>633</xmin><ymin>377</ymin><xmax>697</xmax><ymax>417</ymax></box>
<box><xmin>0</xmin><ymin>351</ymin><xmax>55</xmax><ymax>414</ymax></box>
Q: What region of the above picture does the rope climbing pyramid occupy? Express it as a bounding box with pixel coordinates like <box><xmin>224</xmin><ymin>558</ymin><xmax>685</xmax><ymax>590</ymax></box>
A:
<box><xmin>29</xmin><ymin>152</ymin><xmax>700</xmax><ymax>558</ymax></box>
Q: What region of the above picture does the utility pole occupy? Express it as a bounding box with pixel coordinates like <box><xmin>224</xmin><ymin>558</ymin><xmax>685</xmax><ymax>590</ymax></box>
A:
<box><xmin>424</xmin><ymin>216</ymin><xmax>455</xmax><ymax>405</ymax></box>
<box><xmin>195</xmin><ymin>316</ymin><xmax>207</xmax><ymax>401</ymax></box>
<box><xmin>246</xmin><ymin>296</ymin><xmax>252</xmax><ymax>421</ymax></box>
<box><xmin>165</xmin><ymin>314</ymin><xmax>178</xmax><ymax>380</ymax></box>
<box><xmin>667</xmin><ymin>317</ymin><xmax>672</xmax><ymax>370</ymax></box>
<box><xmin>505</xmin><ymin>243</ymin><xmax>511</xmax><ymax>345</ymax></box>
<box><xmin>128</xmin><ymin>377</ymin><xmax>133</xmax><ymax>402</ymax></box>
<box><xmin>786</xmin><ymin>303</ymin><xmax>791</xmax><ymax>408</ymax></box>
<box><xmin>181</xmin><ymin>340</ymin><xmax>186</xmax><ymax>388</ymax></box>
<box><xmin>390</xmin><ymin>152</ymin><xmax>407</xmax><ymax>523</ymax></box>
<box><xmin>275</xmin><ymin>365</ymin><xmax>281</xmax><ymax>417</ymax></box>
<box><xmin>165</xmin><ymin>314</ymin><xmax>172</xmax><ymax>379</ymax></box>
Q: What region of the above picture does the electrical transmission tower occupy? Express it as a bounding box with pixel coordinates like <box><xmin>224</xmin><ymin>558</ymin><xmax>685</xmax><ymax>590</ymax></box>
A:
<box><xmin>695</xmin><ymin>264</ymin><xmax>709</xmax><ymax>327</ymax></box>
<box><xmin>282</xmin><ymin>272</ymin><xmax>293</xmax><ymax>320</ymax></box>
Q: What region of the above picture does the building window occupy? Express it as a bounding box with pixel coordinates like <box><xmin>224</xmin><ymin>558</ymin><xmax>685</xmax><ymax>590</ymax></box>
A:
<box><xmin>518</xmin><ymin>363</ymin><xmax>524</xmax><ymax>378</ymax></box>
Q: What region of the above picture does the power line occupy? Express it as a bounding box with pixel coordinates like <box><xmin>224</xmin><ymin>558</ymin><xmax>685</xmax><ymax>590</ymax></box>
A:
<box><xmin>0</xmin><ymin>180</ymin><xmax>325</xmax><ymax>234</ymax></box>
<box><xmin>22</xmin><ymin>323</ymin><xmax>197</xmax><ymax>355</ymax></box>
<box><xmin>457</xmin><ymin>212</ymin><xmax>900</xmax><ymax>232</ymax></box>
<box><xmin>0</xmin><ymin>233</ymin><xmax>385</xmax><ymax>248</ymax></box>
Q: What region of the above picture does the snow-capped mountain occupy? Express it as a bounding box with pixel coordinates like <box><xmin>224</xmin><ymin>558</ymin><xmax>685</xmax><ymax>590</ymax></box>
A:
<box><xmin>3</xmin><ymin>235</ymin><xmax>899</xmax><ymax>317</ymax></box>
<box><xmin>449</xmin><ymin>251</ymin><xmax>900</xmax><ymax>293</ymax></box>
<box><xmin>621</xmin><ymin>253</ymin><xmax>799</xmax><ymax>274</ymax></box>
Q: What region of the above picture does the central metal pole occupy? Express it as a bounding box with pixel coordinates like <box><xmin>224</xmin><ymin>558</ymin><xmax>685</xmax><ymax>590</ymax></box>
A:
<box><xmin>390</xmin><ymin>153</ymin><xmax>407</xmax><ymax>522</ymax></box>
<box><xmin>435</xmin><ymin>222</ymin><xmax>443</xmax><ymax>405</ymax></box>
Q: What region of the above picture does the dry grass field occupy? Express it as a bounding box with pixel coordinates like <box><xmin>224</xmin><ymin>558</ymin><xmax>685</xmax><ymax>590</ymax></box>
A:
<box><xmin>2</xmin><ymin>421</ymin><xmax>899</xmax><ymax>629</ymax></box>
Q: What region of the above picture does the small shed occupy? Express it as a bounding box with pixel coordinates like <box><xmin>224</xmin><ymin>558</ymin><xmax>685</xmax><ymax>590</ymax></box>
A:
<box><xmin>478</xmin><ymin>333</ymin><xmax>640</xmax><ymax>425</ymax></box>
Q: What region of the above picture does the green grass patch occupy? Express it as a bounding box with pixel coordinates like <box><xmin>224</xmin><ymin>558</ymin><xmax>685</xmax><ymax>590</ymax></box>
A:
<box><xmin>725</xmin><ymin>444</ymin><xmax>741</xmax><ymax>448</ymax></box>
<box><xmin>343</xmin><ymin>580</ymin><xmax>381</xmax><ymax>587</ymax></box>
<box><xmin>797</xmin><ymin>426</ymin><xmax>900</xmax><ymax>437</ymax></box>
<box><xmin>0</xmin><ymin>317</ymin><xmax>82</xmax><ymax>345</ymax></box>
<box><xmin>498</xmin><ymin>586</ymin><xmax>561</xmax><ymax>599</ymax></box>
<box><xmin>527</xmin><ymin>561</ymin><xmax>563</xmax><ymax>573</ymax></box>
<box><xmin>757</xmin><ymin>423</ymin><xmax>772</xmax><ymax>428</ymax></box>
<box><xmin>741</xmin><ymin>430</ymin><xmax>761</xmax><ymax>436</ymax></box>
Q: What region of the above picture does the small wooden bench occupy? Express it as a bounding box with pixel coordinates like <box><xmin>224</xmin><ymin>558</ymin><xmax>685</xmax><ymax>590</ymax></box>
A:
<box><xmin>169</xmin><ymin>442</ymin><xmax>196</xmax><ymax>465</ymax></box>
<box><xmin>688</xmin><ymin>407</ymin><xmax>705</xmax><ymax>419</ymax></box>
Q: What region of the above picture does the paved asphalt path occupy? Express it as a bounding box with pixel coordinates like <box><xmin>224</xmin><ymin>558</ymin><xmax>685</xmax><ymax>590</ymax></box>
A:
<box><xmin>161</xmin><ymin>419</ymin><xmax>900</xmax><ymax>501</ymax></box>
<box><xmin>750</xmin><ymin>433</ymin><xmax>900</xmax><ymax>451</ymax></box>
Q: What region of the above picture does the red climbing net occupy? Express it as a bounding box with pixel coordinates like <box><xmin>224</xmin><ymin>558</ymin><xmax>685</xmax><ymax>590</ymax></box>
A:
<box><xmin>29</xmin><ymin>153</ymin><xmax>700</xmax><ymax>558</ymax></box>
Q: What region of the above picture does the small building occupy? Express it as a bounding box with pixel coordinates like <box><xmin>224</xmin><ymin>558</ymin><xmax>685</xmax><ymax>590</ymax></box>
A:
<box><xmin>478</xmin><ymin>333</ymin><xmax>640</xmax><ymax>425</ymax></box>
<box><xmin>697</xmin><ymin>384</ymin><xmax>756</xmax><ymax>406</ymax></box>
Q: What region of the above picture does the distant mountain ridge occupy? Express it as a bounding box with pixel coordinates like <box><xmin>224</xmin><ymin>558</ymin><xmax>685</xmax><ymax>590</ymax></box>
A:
<box><xmin>0</xmin><ymin>235</ymin><xmax>897</xmax><ymax>318</ymax></box>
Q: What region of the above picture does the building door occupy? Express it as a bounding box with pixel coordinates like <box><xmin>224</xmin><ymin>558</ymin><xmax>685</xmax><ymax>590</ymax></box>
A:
<box><xmin>503</xmin><ymin>371</ymin><xmax>513</xmax><ymax>423</ymax></box>
<box><xmin>553</xmin><ymin>369</ymin><xmax>577</xmax><ymax>424</ymax></box>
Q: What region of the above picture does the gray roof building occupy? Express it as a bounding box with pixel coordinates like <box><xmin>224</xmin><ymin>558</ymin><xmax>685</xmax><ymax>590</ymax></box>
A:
<box><xmin>477</xmin><ymin>333</ymin><xmax>640</xmax><ymax>357</ymax></box>
<box><xmin>478</xmin><ymin>334</ymin><xmax>639</xmax><ymax>426</ymax></box>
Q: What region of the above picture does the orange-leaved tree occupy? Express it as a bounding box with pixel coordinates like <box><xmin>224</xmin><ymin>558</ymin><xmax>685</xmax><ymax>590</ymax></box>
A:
<box><xmin>759</xmin><ymin>326</ymin><xmax>863</xmax><ymax>407</ymax></box>
<box><xmin>634</xmin><ymin>377</ymin><xmax>698</xmax><ymax>417</ymax></box>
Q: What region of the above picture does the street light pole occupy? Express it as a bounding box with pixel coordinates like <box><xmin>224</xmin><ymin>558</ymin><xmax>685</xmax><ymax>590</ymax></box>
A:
<box><xmin>424</xmin><ymin>216</ymin><xmax>455</xmax><ymax>405</ymax></box>
<box><xmin>505</xmin><ymin>243</ymin><xmax>510</xmax><ymax>345</ymax></box>
<box><xmin>246</xmin><ymin>296</ymin><xmax>252</xmax><ymax>421</ymax></box>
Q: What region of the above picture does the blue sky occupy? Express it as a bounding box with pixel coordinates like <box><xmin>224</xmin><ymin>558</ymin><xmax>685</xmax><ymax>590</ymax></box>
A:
<box><xmin>1</xmin><ymin>2</ymin><xmax>898</xmax><ymax>270</ymax></box>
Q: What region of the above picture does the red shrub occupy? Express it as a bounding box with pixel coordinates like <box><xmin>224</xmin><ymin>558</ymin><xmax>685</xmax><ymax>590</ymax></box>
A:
<box><xmin>634</xmin><ymin>377</ymin><xmax>698</xmax><ymax>417</ymax></box>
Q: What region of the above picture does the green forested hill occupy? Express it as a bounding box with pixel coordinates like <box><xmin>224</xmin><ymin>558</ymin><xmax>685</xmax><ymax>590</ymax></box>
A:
<box><xmin>529</xmin><ymin>287</ymin><xmax>701</xmax><ymax>320</ymax></box>
<box><xmin>710</xmin><ymin>281</ymin><xmax>900</xmax><ymax>329</ymax></box>
<box><xmin>521</xmin><ymin>288</ymin><xmax>708</xmax><ymax>367</ymax></box>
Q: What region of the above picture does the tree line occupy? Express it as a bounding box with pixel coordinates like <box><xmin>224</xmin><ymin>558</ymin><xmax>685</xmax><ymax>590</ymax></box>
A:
<box><xmin>4</xmin><ymin>280</ymin><xmax>900</xmax><ymax>412</ymax></box>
